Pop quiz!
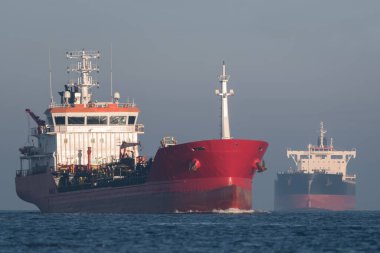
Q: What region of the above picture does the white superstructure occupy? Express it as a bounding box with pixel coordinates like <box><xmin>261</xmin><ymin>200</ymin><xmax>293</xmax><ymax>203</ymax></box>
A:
<box><xmin>287</xmin><ymin>122</ymin><xmax>356</xmax><ymax>180</ymax></box>
<box><xmin>21</xmin><ymin>50</ymin><xmax>144</xmax><ymax>173</ymax></box>
<box><xmin>215</xmin><ymin>62</ymin><xmax>234</xmax><ymax>139</ymax></box>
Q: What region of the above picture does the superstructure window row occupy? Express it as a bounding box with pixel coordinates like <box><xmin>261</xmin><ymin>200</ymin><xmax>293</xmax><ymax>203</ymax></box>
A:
<box><xmin>68</xmin><ymin>117</ymin><xmax>85</xmax><ymax>125</ymax></box>
<box><xmin>88</xmin><ymin>116</ymin><xmax>107</xmax><ymax>125</ymax></box>
<box><xmin>110</xmin><ymin>116</ymin><xmax>126</xmax><ymax>125</ymax></box>
<box><xmin>54</xmin><ymin>116</ymin><xmax>136</xmax><ymax>126</ymax></box>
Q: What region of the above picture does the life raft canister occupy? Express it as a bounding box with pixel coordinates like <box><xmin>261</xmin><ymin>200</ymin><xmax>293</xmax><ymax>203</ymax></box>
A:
<box><xmin>189</xmin><ymin>158</ymin><xmax>201</xmax><ymax>172</ymax></box>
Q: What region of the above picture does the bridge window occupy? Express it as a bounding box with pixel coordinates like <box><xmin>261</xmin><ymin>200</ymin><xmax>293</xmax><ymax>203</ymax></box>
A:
<box><xmin>110</xmin><ymin>116</ymin><xmax>126</xmax><ymax>125</ymax></box>
<box><xmin>54</xmin><ymin>116</ymin><xmax>66</xmax><ymax>125</ymax></box>
<box><xmin>331</xmin><ymin>155</ymin><xmax>343</xmax><ymax>159</ymax></box>
<box><xmin>128</xmin><ymin>116</ymin><xmax>136</xmax><ymax>125</ymax></box>
<box><xmin>87</xmin><ymin>116</ymin><xmax>107</xmax><ymax>125</ymax></box>
<box><xmin>68</xmin><ymin>117</ymin><xmax>85</xmax><ymax>125</ymax></box>
<box><xmin>300</xmin><ymin>155</ymin><xmax>312</xmax><ymax>159</ymax></box>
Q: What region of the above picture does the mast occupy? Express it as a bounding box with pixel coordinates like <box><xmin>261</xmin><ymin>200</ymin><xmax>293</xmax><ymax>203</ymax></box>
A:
<box><xmin>319</xmin><ymin>121</ymin><xmax>327</xmax><ymax>148</ymax></box>
<box><xmin>66</xmin><ymin>50</ymin><xmax>100</xmax><ymax>105</ymax></box>
<box><xmin>215</xmin><ymin>62</ymin><xmax>234</xmax><ymax>139</ymax></box>
<box><xmin>110</xmin><ymin>44</ymin><xmax>113</xmax><ymax>101</ymax></box>
<box><xmin>49</xmin><ymin>48</ymin><xmax>54</xmax><ymax>105</ymax></box>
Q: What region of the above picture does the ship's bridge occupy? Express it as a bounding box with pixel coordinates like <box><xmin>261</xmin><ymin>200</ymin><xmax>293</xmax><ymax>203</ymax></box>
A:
<box><xmin>31</xmin><ymin>101</ymin><xmax>145</xmax><ymax>168</ymax></box>
<box><xmin>43</xmin><ymin>102</ymin><xmax>144</xmax><ymax>134</ymax></box>
<box><xmin>287</xmin><ymin>146</ymin><xmax>356</xmax><ymax>179</ymax></box>
<box><xmin>286</xmin><ymin>122</ymin><xmax>357</xmax><ymax>181</ymax></box>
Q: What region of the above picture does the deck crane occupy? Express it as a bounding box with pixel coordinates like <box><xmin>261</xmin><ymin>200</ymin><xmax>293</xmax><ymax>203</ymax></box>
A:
<box><xmin>25</xmin><ymin>109</ymin><xmax>46</xmax><ymax>134</ymax></box>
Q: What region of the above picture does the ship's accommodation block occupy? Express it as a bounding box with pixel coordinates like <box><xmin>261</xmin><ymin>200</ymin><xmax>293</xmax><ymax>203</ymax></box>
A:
<box><xmin>27</xmin><ymin>103</ymin><xmax>143</xmax><ymax>170</ymax></box>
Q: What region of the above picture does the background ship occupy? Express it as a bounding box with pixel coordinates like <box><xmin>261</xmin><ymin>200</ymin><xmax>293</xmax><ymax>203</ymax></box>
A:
<box><xmin>16</xmin><ymin>50</ymin><xmax>268</xmax><ymax>213</ymax></box>
<box><xmin>275</xmin><ymin>122</ymin><xmax>357</xmax><ymax>211</ymax></box>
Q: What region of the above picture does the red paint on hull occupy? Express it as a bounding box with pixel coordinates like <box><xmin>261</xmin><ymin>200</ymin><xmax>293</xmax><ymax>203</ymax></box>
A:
<box><xmin>16</xmin><ymin>139</ymin><xmax>268</xmax><ymax>213</ymax></box>
<box><xmin>275</xmin><ymin>194</ymin><xmax>355</xmax><ymax>211</ymax></box>
<box><xmin>149</xmin><ymin>139</ymin><xmax>268</xmax><ymax>181</ymax></box>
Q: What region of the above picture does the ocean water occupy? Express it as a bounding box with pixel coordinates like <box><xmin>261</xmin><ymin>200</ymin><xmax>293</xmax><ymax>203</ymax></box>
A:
<box><xmin>0</xmin><ymin>210</ymin><xmax>379</xmax><ymax>253</ymax></box>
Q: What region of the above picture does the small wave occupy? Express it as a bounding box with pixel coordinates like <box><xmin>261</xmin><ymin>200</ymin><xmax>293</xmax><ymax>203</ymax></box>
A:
<box><xmin>174</xmin><ymin>208</ymin><xmax>270</xmax><ymax>214</ymax></box>
<box><xmin>212</xmin><ymin>208</ymin><xmax>255</xmax><ymax>214</ymax></box>
<box><xmin>174</xmin><ymin>210</ymin><xmax>201</xmax><ymax>214</ymax></box>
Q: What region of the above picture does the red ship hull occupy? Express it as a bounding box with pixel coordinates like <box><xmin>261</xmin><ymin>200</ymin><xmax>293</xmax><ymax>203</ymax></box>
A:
<box><xmin>16</xmin><ymin>139</ymin><xmax>268</xmax><ymax>213</ymax></box>
<box><xmin>274</xmin><ymin>194</ymin><xmax>355</xmax><ymax>211</ymax></box>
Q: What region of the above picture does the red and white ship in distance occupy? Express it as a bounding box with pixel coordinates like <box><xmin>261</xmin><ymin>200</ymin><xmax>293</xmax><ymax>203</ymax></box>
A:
<box><xmin>275</xmin><ymin>122</ymin><xmax>357</xmax><ymax>211</ymax></box>
<box><xmin>16</xmin><ymin>50</ymin><xmax>268</xmax><ymax>213</ymax></box>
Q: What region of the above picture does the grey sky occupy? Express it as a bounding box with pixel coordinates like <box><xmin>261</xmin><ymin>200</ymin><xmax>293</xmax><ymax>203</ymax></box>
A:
<box><xmin>0</xmin><ymin>0</ymin><xmax>379</xmax><ymax>210</ymax></box>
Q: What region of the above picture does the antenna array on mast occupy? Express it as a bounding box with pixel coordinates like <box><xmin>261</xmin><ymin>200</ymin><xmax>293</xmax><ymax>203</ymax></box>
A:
<box><xmin>319</xmin><ymin>121</ymin><xmax>327</xmax><ymax>148</ymax></box>
<box><xmin>66</xmin><ymin>50</ymin><xmax>100</xmax><ymax>105</ymax></box>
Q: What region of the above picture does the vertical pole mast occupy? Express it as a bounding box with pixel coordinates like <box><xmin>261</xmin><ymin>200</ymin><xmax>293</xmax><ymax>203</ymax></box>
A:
<box><xmin>80</xmin><ymin>50</ymin><xmax>90</xmax><ymax>104</ymax></box>
<box><xmin>215</xmin><ymin>62</ymin><xmax>234</xmax><ymax>139</ymax></box>
<box><xmin>308</xmin><ymin>144</ymin><xmax>311</xmax><ymax>173</ymax></box>
<box><xmin>110</xmin><ymin>44</ymin><xmax>113</xmax><ymax>101</ymax></box>
<box><xmin>49</xmin><ymin>48</ymin><xmax>54</xmax><ymax>105</ymax></box>
<box><xmin>320</xmin><ymin>121</ymin><xmax>327</xmax><ymax>148</ymax></box>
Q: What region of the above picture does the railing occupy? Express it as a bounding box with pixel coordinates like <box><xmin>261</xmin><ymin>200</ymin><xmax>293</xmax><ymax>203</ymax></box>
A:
<box><xmin>16</xmin><ymin>167</ymin><xmax>48</xmax><ymax>177</ymax></box>
<box><xmin>345</xmin><ymin>174</ymin><xmax>356</xmax><ymax>181</ymax></box>
<box><xmin>49</xmin><ymin>102</ymin><xmax>136</xmax><ymax>109</ymax></box>
<box><xmin>30</xmin><ymin>127</ymin><xmax>54</xmax><ymax>135</ymax></box>
<box><xmin>117</xmin><ymin>103</ymin><xmax>136</xmax><ymax>108</ymax></box>
<box><xmin>135</xmin><ymin>124</ymin><xmax>144</xmax><ymax>133</ymax></box>
<box><xmin>48</xmin><ymin>125</ymin><xmax>136</xmax><ymax>133</ymax></box>
<box><xmin>16</xmin><ymin>170</ymin><xmax>31</xmax><ymax>177</ymax></box>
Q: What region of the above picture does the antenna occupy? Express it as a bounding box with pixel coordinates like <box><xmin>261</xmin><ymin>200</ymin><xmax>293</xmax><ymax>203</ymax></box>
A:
<box><xmin>110</xmin><ymin>44</ymin><xmax>113</xmax><ymax>101</ymax></box>
<box><xmin>319</xmin><ymin>121</ymin><xmax>327</xmax><ymax>148</ymax></box>
<box><xmin>49</xmin><ymin>48</ymin><xmax>54</xmax><ymax>105</ymax></box>
<box><xmin>308</xmin><ymin>144</ymin><xmax>311</xmax><ymax>173</ymax></box>
<box><xmin>66</xmin><ymin>50</ymin><xmax>100</xmax><ymax>105</ymax></box>
<box><xmin>26</xmin><ymin>112</ymin><xmax>31</xmax><ymax>145</ymax></box>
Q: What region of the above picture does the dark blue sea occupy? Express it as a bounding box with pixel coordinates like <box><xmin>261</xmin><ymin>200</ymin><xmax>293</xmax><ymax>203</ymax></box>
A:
<box><xmin>0</xmin><ymin>210</ymin><xmax>379</xmax><ymax>253</ymax></box>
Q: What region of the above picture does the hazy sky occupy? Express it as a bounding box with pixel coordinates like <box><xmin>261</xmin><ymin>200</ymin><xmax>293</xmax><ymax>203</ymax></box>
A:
<box><xmin>1</xmin><ymin>0</ymin><xmax>379</xmax><ymax>210</ymax></box>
